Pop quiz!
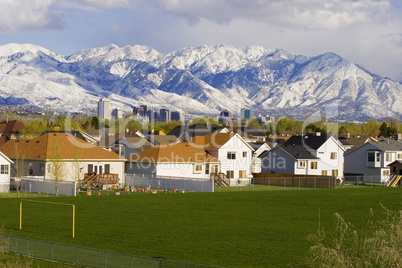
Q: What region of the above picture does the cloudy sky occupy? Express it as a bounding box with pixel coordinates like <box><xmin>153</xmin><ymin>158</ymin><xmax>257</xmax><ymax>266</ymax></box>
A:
<box><xmin>1</xmin><ymin>0</ymin><xmax>402</xmax><ymax>81</ymax></box>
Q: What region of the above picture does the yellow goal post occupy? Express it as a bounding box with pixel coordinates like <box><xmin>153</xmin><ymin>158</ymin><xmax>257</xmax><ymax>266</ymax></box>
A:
<box><xmin>19</xmin><ymin>200</ymin><xmax>75</xmax><ymax>238</ymax></box>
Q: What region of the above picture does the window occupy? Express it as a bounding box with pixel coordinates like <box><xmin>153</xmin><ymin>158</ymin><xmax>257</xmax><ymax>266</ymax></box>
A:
<box><xmin>39</xmin><ymin>164</ymin><xmax>45</xmax><ymax>174</ymax></box>
<box><xmin>239</xmin><ymin>170</ymin><xmax>247</xmax><ymax>178</ymax></box>
<box><xmin>243</xmin><ymin>152</ymin><xmax>247</xmax><ymax>158</ymax></box>
<box><xmin>227</xmin><ymin>152</ymin><xmax>236</xmax><ymax>160</ymax></box>
<box><xmin>104</xmin><ymin>164</ymin><xmax>110</xmax><ymax>174</ymax></box>
<box><xmin>321</xmin><ymin>170</ymin><xmax>328</xmax><ymax>176</ymax></box>
<box><xmin>330</xmin><ymin>152</ymin><xmax>337</xmax><ymax>160</ymax></box>
<box><xmin>310</xmin><ymin>162</ymin><xmax>318</xmax><ymax>169</ymax></box>
<box><xmin>332</xmin><ymin>169</ymin><xmax>338</xmax><ymax>177</ymax></box>
<box><xmin>398</xmin><ymin>153</ymin><xmax>402</xmax><ymax>159</ymax></box>
<box><xmin>386</xmin><ymin>152</ymin><xmax>393</xmax><ymax>162</ymax></box>
<box><xmin>28</xmin><ymin>163</ymin><xmax>33</xmax><ymax>175</ymax></box>
<box><xmin>194</xmin><ymin>164</ymin><xmax>202</xmax><ymax>173</ymax></box>
<box><xmin>88</xmin><ymin>164</ymin><xmax>93</xmax><ymax>174</ymax></box>
<box><xmin>376</xmin><ymin>153</ymin><xmax>381</xmax><ymax>162</ymax></box>
<box><xmin>226</xmin><ymin>170</ymin><xmax>234</xmax><ymax>178</ymax></box>
<box><xmin>297</xmin><ymin>161</ymin><xmax>306</xmax><ymax>169</ymax></box>
<box><xmin>0</xmin><ymin>165</ymin><xmax>9</xmax><ymax>174</ymax></box>
<box><xmin>367</xmin><ymin>152</ymin><xmax>375</xmax><ymax>162</ymax></box>
<box><xmin>205</xmin><ymin>164</ymin><xmax>210</xmax><ymax>175</ymax></box>
<box><xmin>383</xmin><ymin>170</ymin><xmax>390</xmax><ymax>176</ymax></box>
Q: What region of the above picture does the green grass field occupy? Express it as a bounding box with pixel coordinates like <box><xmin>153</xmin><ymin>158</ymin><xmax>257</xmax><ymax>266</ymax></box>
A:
<box><xmin>0</xmin><ymin>187</ymin><xmax>401</xmax><ymax>267</ymax></box>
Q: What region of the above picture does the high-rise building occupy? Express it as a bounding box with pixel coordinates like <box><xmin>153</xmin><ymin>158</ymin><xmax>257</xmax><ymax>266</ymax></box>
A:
<box><xmin>112</xmin><ymin>108</ymin><xmax>123</xmax><ymax>119</ymax></box>
<box><xmin>171</xmin><ymin>110</ymin><xmax>185</xmax><ymax>122</ymax></box>
<box><xmin>159</xmin><ymin>109</ymin><xmax>171</xmax><ymax>123</ymax></box>
<box><xmin>241</xmin><ymin>108</ymin><xmax>254</xmax><ymax>119</ymax></box>
<box><xmin>97</xmin><ymin>98</ymin><xmax>111</xmax><ymax>120</ymax></box>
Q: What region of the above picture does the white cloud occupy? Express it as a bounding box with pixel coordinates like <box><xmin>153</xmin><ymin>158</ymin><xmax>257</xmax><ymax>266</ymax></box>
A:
<box><xmin>142</xmin><ymin>0</ymin><xmax>392</xmax><ymax>30</ymax></box>
<box><xmin>0</xmin><ymin>0</ymin><xmax>64</xmax><ymax>32</ymax></box>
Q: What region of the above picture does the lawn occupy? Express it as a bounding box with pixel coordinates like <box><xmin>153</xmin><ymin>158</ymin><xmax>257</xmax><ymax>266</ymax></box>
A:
<box><xmin>0</xmin><ymin>187</ymin><xmax>401</xmax><ymax>267</ymax></box>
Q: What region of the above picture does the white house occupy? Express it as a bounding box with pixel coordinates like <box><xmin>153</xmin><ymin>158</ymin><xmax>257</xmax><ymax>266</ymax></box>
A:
<box><xmin>126</xmin><ymin>141</ymin><xmax>220</xmax><ymax>179</ymax></box>
<box><xmin>193</xmin><ymin>133</ymin><xmax>254</xmax><ymax>184</ymax></box>
<box><xmin>0</xmin><ymin>133</ymin><xmax>126</xmax><ymax>187</ymax></box>
<box><xmin>0</xmin><ymin>151</ymin><xmax>13</xmax><ymax>192</ymax></box>
<box><xmin>248</xmin><ymin>142</ymin><xmax>271</xmax><ymax>173</ymax></box>
<box><xmin>259</xmin><ymin>133</ymin><xmax>345</xmax><ymax>178</ymax></box>
<box><xmin>344</xmin><ymin>139</ymin><xmax>402</xmax><ymax>182</ymax></box>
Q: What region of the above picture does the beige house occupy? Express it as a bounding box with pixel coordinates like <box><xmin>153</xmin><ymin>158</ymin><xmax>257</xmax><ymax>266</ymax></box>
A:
<box><xmin>126</xmin><ymin>141</ymin><xmax>220</xmax><ymax>179</ymax></box>
<box><xmin>0</xmin><ymin>133</ymin><xmax>126</xmax><ymax>187</ymax></box>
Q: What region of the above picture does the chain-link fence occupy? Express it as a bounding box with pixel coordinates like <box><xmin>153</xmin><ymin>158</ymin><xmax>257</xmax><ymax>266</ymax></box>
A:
<box><xmin>2</xmin><ymin>234</ymin><xmax>220</xmax><ymax>268</ymax></box>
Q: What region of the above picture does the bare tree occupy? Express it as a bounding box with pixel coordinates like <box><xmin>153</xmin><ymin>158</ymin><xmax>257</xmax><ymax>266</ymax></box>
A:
<box><xmin>11</xmin><ymin>141</ymin><xmax>29</xmax><ymax>198</ymax></box>
<box><xmin>70</xmin><ymin>146</ymin><xmax>85</xmax><ymax>195</ymax></box>
<box><xmin>47</xmin><ymin>140</ymin><xmax>66</xmax><ymax>196</ymax></box>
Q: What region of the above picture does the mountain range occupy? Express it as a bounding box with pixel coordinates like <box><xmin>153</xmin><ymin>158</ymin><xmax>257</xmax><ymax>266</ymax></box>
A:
<box><xmin>0</xmin><ymin>43</ymin><xmax>401</xmax><ymax>120</ymax></box>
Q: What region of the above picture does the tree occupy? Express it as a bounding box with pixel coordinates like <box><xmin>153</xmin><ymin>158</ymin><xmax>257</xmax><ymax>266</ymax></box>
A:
<box><xmin>91</xmin><ymin>116</ymin><xmax>100</xmax><ymax>129</ymax></box>
<box><xmin>362</xmin><ymin>120</ymin><xmax>380</xmax><ymax>136</ymax></box>
<box><xmin>10</xmin><ymin>142</ymin><xmax>29</xmax><ymax>198</ymax></box>
<box><xmin>70</xmin><ymin>145</ymin><xmax>85</xmax><ymax>195</ymax></box>
<box><xmin>379</xmin><ymin>122</ymin><xmax>390</xmax><ymax>137</ymax></box>
<box><xmin>47</xmin><ymin>141</ymin><xmax>66</xmax><ymax>196</ymax></box>
<box><xmin>20</xmin><ymin>118</ymin><xmax>49</xmax><ymax>139</ymax></box>
<box><xmin>189</xmin><ymin>116</ymin><xmax>220</xmax><ymax>126</ymax></box>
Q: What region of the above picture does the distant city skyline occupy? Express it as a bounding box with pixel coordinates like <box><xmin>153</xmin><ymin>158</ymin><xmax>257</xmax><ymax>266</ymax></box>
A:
<box><xmin>0</xmin><ymin>1</ymin><xmax>402</xmax><ymax>81</ymax></box>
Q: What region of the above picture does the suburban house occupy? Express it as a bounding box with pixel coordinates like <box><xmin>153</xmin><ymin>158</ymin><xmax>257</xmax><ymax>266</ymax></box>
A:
<box><xmin>0</xmin><ymin>151</ymin><xmax>13</xmax><ymax>192</ymax></box>
<box><xmin>248</xmin><ymin>142</ymin><xmax>271</xmax><ymax>173</ymax></box>
<box><xmin>337</xmin><ymin>134</ymin><xmax>379</xmax><ymax>151</ymax></box>
<box><xmin>344</xmin><ymin>138</ymin><xmax>402</xmax><ymax>182</ymax></box>
<box><xmin>193</xmin><ymin>133</ymin><xmax>254</xmax><ymax>183</ymax></box>
<box><xmin>81</xmin><ymin>128</ymin><xmax>109</xmax><ymax>143</ymax></box>
<box><xmin>0</xmin><ymin>120</ymin><xmax>25</xmax><ymax>146</ymax></box>
<box><xmin>259</xmin><ymin>133</ymin><xmax>345</xmax><ymax>178</ymax></box>
<box><xmin>146</xmin><ymin>134</ymin><xmax>181</xmax><ymax>145</ymax></box>
<box><xmin>236</xmin><ymin>127</ymin><xmax>266</xmax><ymax>141</ymax></box>
<box><xmin>126</xmin><ymin>141</ymin><xmax>220</xmax><ymax>179</ymax></box>
<box><xmin>385</xmin><ymin>161</ymin><xmax>402</xmax><ymax>187</ymax></box>
<box><xmin>0</xmin><ymin>133</ymin><xmax>126</xmax><ymax>187</ymax></box>
<box><xmin>97</xmin><ymin>132</ymin><xmax>153</xmax><ymax>158</ymax></box>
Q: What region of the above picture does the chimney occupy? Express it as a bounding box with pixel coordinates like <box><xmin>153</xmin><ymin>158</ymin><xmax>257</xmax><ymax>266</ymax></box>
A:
<box><xmin>395</xmin><ymin>133</ymin><xmax>401</xmax><ymax>141</ymax></box>
<box><xmin>344</xmin><ymin>133</ymin><xmax>350</xmax><ymax>139</ymax></box>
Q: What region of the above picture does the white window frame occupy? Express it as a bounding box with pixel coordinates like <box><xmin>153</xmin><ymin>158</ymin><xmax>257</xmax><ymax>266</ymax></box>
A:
<box><xmin>297</xmin><ymin>160</ymin><xmax>306</xmax><ymax>169</ymax></box>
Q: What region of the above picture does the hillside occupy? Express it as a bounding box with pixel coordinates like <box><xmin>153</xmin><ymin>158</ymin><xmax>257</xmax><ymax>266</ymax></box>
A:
<box><xmin>0</xmin><ymin>43</ymin><xmax>401</xmax><ymax>120</ymax></box>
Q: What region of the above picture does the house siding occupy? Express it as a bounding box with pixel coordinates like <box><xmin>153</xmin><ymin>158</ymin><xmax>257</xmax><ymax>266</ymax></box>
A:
<box><xmin>344</xmin><ymin>142</ymin><xmax>402</xmax><ymax>182</ymax></box>
<box><xmin>217</xmin><ymin>136</ymin><xmax>253</xmax><ymax>179</ymax></box>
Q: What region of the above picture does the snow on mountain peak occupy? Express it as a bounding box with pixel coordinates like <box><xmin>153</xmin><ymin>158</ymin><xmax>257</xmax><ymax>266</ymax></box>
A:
<box><xmin>0</xmin><ymin>43</ymin><xmax>401</xmax><ymax>120</ymax></box>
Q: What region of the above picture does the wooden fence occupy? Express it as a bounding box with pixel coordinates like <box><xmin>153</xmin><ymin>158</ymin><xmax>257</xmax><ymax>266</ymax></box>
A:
<box><xmin>252</xmin><ymin>173</ymin><xmax>335</xmax><ymax>189</ymax></box>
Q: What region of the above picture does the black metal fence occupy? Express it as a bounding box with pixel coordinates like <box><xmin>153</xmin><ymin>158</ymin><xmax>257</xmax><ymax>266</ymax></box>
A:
<box><xmin>2</xmin><ymin>234</ymin><xmax>220</xmax><ymax>268</ymax></box>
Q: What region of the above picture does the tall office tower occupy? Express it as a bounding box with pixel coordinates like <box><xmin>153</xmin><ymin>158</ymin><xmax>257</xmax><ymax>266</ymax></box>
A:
<box><xmin>159</xmin><ymin>109</ymin><xmax>171</xmax><ymax>123</ymax></box>
<box><xmin>240</xmin><ymin>108</ymin><xmax>254</xmax><ymax>119</ymax></box>
<box><xmin>98</xmin><ymin>98</ymin><xmax>111</xmax><ymax>120</ymax></box>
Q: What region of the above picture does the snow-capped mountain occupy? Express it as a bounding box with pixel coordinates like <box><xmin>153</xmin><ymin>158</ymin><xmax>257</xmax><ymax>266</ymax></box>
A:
<box><xmin>0</xmin><ymin>43</ymin><xmax>401</xmax><ymax>120</ymax></box>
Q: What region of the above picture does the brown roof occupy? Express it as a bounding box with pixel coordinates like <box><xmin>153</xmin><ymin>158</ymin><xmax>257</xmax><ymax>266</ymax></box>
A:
<box><xmin>0</xmin><ymin>120</ymin><xmax>25</xmax><ymax>134</ymax></box>
<box><xmin>127</xmin><ymin>142</ymin><xmax>219</xmax><ymax>163</ymax></box>
<box><xmin>193</xmin><ymin>133</ymin><xmax>236</xmax><ymax>150</ymax></box>
<box><xmin>0</xmin><ymin>133</ymin><xmax>125</xmax><ymax>160</ymax></box>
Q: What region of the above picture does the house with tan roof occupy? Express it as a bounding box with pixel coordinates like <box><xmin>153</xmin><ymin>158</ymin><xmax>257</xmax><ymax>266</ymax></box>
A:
<box><xmin>0</xmin><ymin>151</ymin><xmax>13</xmax><ymax>192</ymax></box>
<box><xmin>126</xmin><ymin>142</ymin><xmax>220</xmax><ymax>179</ymax></box>
<box><xmin>0</xmin><ymin>133</ymin><xmax>126</xmax><ymax>187</ymax></box>
<box><xmin>192</xmin><ymin>133</ymin><xmax>254</xmax><ymax>184</ymax></box>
